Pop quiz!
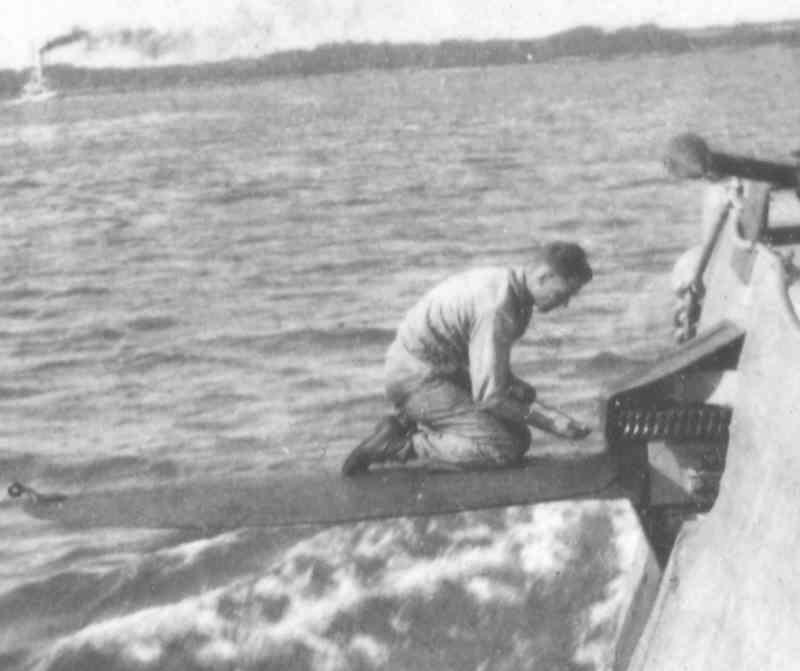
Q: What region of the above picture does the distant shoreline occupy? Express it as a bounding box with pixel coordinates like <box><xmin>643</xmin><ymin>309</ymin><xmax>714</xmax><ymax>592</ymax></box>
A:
<box><xmin>2</xmin><ymin>20</ymin><xmax>799</xmax><ymax>99</ymax></box>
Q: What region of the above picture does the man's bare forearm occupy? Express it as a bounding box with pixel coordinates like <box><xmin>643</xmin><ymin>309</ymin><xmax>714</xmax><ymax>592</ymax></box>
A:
<box><xmin>523</xmin><ymin>403</ymin><xmax>562</xmax><ymax>435</ymax></box>
<box><xmin>525</xmin><ymin>401</ymin><xmax>592</xmax><ymax>439</ymax></box>
<box><xmin>478</xmin><ymin>396</ymin><xmax>531</xmax><ymax>423</ymax></box>
<box><xmin>478</xmin><ymin>396</ymin><xmax>590</xmax><ymax>441</ymax></box>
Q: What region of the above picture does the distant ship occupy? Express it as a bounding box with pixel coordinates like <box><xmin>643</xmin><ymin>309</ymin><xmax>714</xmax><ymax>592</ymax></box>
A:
<box><xmin>6</xmin><ymin>49</ymin><xmax>58</xmax><ymax>106</ymax></box>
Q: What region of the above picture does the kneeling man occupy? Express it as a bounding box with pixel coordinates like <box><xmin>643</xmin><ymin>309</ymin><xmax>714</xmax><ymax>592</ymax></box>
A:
<box><xmin>343</xmin><ymin>241</ymin><xmax>593</xmax><ymax>475</ymax></box>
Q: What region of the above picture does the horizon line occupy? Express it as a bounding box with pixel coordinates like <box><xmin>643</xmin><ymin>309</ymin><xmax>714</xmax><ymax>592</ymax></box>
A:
<box><xmin>6</xmin><ymin>16</ymin><xmax>800</xmax><ymax>74</ymax></box>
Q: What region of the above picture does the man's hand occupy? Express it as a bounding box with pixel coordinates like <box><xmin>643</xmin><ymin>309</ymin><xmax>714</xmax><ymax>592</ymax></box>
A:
<box><xmin>553</xmin><ymin>417</ymin><xmax>592</xmax><ymax>440</ymax></box>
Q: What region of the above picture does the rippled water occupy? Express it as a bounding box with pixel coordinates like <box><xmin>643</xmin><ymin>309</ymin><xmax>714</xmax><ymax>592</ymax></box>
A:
<box><xmin>1</xmin><ymin>45</ymin><xmax>799</xmax><ymax>670</ymax></box>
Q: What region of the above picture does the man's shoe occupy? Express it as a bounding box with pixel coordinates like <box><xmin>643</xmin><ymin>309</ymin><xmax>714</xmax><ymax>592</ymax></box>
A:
<box><xmin>342</xmin><ymin>415</ymin><xmax>410</xmax><ymax>476</ymax></box>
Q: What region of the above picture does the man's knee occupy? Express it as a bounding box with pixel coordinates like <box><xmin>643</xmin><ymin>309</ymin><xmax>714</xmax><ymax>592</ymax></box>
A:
<box><xmin>481</xmin><ymin>424</ymin><xmax>530</xmax><ymax>465</ymax></box>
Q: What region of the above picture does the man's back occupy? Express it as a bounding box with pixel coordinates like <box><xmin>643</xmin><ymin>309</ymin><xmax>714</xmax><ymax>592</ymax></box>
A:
<box><xmin>387</xmin><ymin>267</ymin><xmax>532</xmax><ymax>402</ymax></box>
<box><xmin>342</xmin><ymin>241</ymin><xmax>593</xmax><ymax>475</ymax></box>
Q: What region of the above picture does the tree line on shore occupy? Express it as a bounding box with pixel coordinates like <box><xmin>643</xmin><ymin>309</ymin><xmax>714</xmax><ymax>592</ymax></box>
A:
<box><xmin>1</xmin><ymin>20</ymin><xmax>799</xmax><ymax>98</ymax></box>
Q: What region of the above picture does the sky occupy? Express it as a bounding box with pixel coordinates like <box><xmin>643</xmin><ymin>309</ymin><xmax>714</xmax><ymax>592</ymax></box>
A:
<box><xmin>3</xmin><ymin>0</ymin><xmax>800</xmax><ymax>70</ymax></box>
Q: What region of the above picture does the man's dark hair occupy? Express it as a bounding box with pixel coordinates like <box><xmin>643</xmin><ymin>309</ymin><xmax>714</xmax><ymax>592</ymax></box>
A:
<box><xmin>543</xmin><ymin>241</ymin><xmax>593</xmax><ymax>285</ymax></box>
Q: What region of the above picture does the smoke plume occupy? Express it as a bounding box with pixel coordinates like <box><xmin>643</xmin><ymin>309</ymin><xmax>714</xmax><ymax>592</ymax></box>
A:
<box><xmin>40</xmin><ymin>28</ymin><xmax>90</xmax><ymax>55</ymax></box>
<box><xmin>85</xmin><ymin>28</ymin><xmax>195</xmax><ymax>60</ymax></box>
<box><xmin>37</xmin><ymin>26</ymin><xmax>198</xmax><ymax>66</ymax></box>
